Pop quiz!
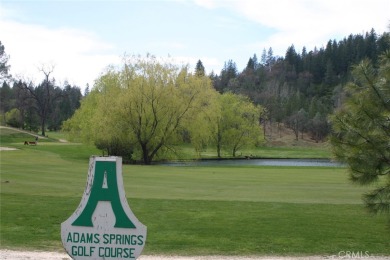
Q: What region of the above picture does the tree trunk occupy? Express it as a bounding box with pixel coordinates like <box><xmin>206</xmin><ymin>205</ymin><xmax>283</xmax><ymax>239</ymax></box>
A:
<box><xmin>141</xmin><ymin>143</ymin><xmax>152</xmax><ymax>165</ymax></box>
<box><xmin>41</xmin><ymin>117</ymin><xmax>46</xmax><ymax>136</ymax></box>
<box><xmin>294</xmin><ymin>119</ymin><xmax>299</xmax><ymax>140</ymax></box>
<box><xmin>217</xmin><ymin>125</ymin><xmax>222</xmax><ymax>158</ymax></box>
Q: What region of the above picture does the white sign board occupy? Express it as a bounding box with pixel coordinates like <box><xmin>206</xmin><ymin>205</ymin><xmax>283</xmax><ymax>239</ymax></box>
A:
<box><xmin>61</xmin><ymin>156</ymin><xmax>147</xmax><ymax>259</ymax></box>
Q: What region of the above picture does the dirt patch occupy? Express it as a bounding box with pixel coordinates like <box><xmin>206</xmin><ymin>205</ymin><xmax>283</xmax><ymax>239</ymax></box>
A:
<box><xmin>0</xmin><ymin>147</ymin><xmax>18</xmax><ymax>151</ymax></box>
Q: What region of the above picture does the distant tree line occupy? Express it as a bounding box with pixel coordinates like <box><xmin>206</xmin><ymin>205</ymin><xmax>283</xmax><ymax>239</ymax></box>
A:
<box><xmin>1</xmin><ymin>78</ymin><xmax>82</xmax><ymax>136</ymax></box>
<box><xmin>0</xmin><ymin>44</ymin><xmax>83</xmax><ymax>136</ymax></box>
<box><xmin>1</xmin><ymin>28</ymin><xmax>389</xmax><ymax>144</ymax></box>
<box><xmin>208</xmin><ymin>28</ymin><xmax>390</xmax><ymax>142</ymax></box>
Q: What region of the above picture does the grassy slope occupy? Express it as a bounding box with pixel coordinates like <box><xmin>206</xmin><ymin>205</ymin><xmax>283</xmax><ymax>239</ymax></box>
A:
<box><xmin>0</xmin><ymin>128</ymin><xmax>389</xmax><ymax>256</ymax></box>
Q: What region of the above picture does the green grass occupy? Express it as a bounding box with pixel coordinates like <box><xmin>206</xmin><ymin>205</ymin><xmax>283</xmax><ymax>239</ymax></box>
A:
<box><xmin>162</xmin><ymin>144</ymin><xmax>331</xmax><ymax>160</ymax></box>
<box><xmin>0</xmin><ymin>127</ymin><xmax>389</xmax><ymax>256</ymax></box>
<box><xmin>1</xmin><ymin>126</ymin><xmax>331</xmax><ymax>160</ymax></box>
<box><xmin>249</xmin><ymin>145</ymin><xmax>331</xmax><ymax>159</ymax></box>
<box><xmin>0</xmin><ymin>127</ymin><xmax>61</xmax><ymax>146</ymax></box>
<box><xmin>43</xmin><ymin>130</ymin><xmax>67</xmax><ymax>140</ymax></box>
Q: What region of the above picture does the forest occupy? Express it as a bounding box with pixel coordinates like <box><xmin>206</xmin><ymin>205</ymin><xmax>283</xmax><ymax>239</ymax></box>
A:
<box><xmin>1</xmin><ymin>28</ymin><xmax>389</xmax><ymax>145</ymax></box>
<box><xmin>211</xmin><ymin>28</ymin><xmax>390</xmax><ymax>142</ymax></box>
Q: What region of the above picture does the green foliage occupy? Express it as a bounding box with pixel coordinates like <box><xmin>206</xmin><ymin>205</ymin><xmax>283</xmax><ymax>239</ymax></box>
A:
<box><xmin>95</xmin><ymin>137</ymin><xmax>134</xmax><ymax>163</ymax></box>
<box><xmin>0</xmin><ymin>41</ymin><xmax>11</xmax><ymax>81</ymax></box>
<box><xmin>216</xmin><ymin>30</ymin><xmax>390</xmax><ymax>143</ymax></box>
<box><xmin>62</xmin><ymin>88</ymin><xmax>102</xmax><ymax>143</ymax></box>
<box><xmin>5</xmin><ymin>108</ymin><xmax>23</xmax><ymax>128</ymax></box>
<box><xmin>214</xmin><ymin>93</ymin><xmax>264</xmax><ymax>157</ymax></box>
<box><xmin>3</xmin><ymin>30</ymin><xmax>389</xmax><ymax>148</ymax></box>
<box><xmin>308</xmin><ymin>112</ymin><xmax>329</xmax><ymax>142</ymax></box>
<box><xmin>64</xmin><ymin>55</ymin><xmax>219</xmax><ymax>164</ymax></box>
<box><xmin>1</xmin><ymin>73</ymin><xmax>81</xmax><ymax>136</ymax></box>
<box><xmin>330</xmin><ymin>51</ymin><xmax>390</xmax><ymax>220</ymax></box>
<box><xmin>0</xmin><ymin>82</ymin><xmax>13</xmax><ymax>113</ymax></box>
<box><xmin>48</xmin><ymin>84</ymin><xmax>82</xmax><ymax>131</ymax></box>
<box><xmin>194</xmin><ymin>59</ymin><xmax>205</xmax><ymax>77</ymax></box>
<box><xmin>215</xmin><ymin>60</ymin><xmax>238</xmax><ymax>92</ymax></box>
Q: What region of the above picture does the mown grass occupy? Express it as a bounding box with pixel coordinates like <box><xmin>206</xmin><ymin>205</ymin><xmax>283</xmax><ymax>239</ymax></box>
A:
<box><xmin>158</xmin><ymin>144</ymin><xmax>331</xmax><ymax>161</ymax></box>
<box><xmin>0</xmin><ymin>126</ymin><xmax>331</xmax><ymax>160</ymax></box>
<box><xmin>2</xmin><ymin>193</ymin><xmax>388</xmax><ymax>256</ymax></box>
<box><xmin>0</xmin><ymin>127</ymin><xmax>389</xmax><ymax>256</ymax></box>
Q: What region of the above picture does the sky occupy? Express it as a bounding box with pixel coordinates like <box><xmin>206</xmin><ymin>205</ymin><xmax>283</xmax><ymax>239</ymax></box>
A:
<box><xmin>1</xmin><ymin>0</ymin><xmax>389</xmax><ymax>91</ymax></box>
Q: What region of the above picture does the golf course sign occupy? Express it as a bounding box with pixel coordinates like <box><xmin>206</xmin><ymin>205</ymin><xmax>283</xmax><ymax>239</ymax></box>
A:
<box><xmin>61</xmin><ymin>156</ymin><xmax>147</xmax><ymax>259</ymax></box>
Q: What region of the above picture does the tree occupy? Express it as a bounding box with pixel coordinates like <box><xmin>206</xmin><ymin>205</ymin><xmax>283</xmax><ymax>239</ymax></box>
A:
<box><xmin>5</xmin><ymin>108</ymin><xmax>23</xmax><ymax>128</ymax></box>
<box><xmin>266</xmin><ymin>47</ymin><xmax>275</xmax><ymax>71</ymax></box>
<box><xmin>245</xmin><ymin>57</ymin><xmax>255</xmax><ymax>71</ymax></box>
<box><xmin>297</xmin><ymin>108</ymin><xmax>308</xmax><ymax>139</ymax></box>
<box><xmin>64</xmin><ymin>55</ymin><xmax>218</xmax><ymax>164</ymax></box>
<box><xmin>0</xmin><ymin>41</ymin><xmax>11</xmax><ymax>82</ymax></box>
<box><xmin>220</xmin><ymin>60</ymin><xmax>238</xmax><ymax>92</ymax></box>
<box><xmin>284</xmin><ymin>107</ymin><xmax>310</xmax><ymax>141</ymax></box>
<box><xmin>330</xmin><ymin>52</ymin><xmax>390</xmax><ymax>223</ymax></box>
<box><xmin>18</xmin><ymin>66</ymin><xmax>63</xmax><ymax>136</ymax></box>
<box><xmin>309</xmin><ymin>112</ymin><xmax>329</xmax><ymax>142</ymax></box>
<box><xmin>48</xmin><ymin>83</ymin><xmax>82</xmax><ymax>131</ymax></box>
<box><xmin>0</xmin><ymin>82</ymin><xmax>13</xmax><ymax>114</ymax></box>
<box><xmin>194</xmin><ymin>59</ymin><xmax>205</xmax><ymax>77</ymax></box>
<box><xmin>261</xmin><ymin>48</ymin><xmax>267</xmax><ymax>65</ymax></box>
<box><xmin>213</xmin><ymin>92</ymin><xmax>264</xmax><ymax>157</ymax></box>
<box><xmin>13</xmin><ymin>80</ymin><xmax>40</xmax><ymax>131</ymax></box>
<box><xmin>84</xmin><ymin>83</ymin><xmax>90</xmax><ymax>96</ymax></box>
<box><xmin>324</xmin><ymin>59</ymin><xmax>336</xmax><ymax>86</ymax></box>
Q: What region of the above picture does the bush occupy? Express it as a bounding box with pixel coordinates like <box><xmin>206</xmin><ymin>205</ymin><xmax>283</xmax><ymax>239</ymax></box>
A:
<box><xmin>5</xmin><ymin>108</ymin><xmax>23</xmax><ymax>128</ymax></box>
<box><xmin>95</xmin><ymin>138</ymin><xmax>134</xmax><ymax>164</ymax></box>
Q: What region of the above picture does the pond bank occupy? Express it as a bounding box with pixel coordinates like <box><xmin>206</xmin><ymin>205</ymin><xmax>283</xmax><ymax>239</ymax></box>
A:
<box><xmin>156</xmin><ymin>158</ymin><xmax>344</xmax><ymax>167</ymax></box>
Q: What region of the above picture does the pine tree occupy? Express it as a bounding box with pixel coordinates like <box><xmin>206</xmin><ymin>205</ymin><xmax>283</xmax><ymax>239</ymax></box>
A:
<box><xmin>195</xmin><ymin>59</ymin><xmax>205</xmax><ymax>77</ymax></box>
<box><xmin>330</xmin><ymin>52</ymin><xmax>390</xmax><ymax>224</ymax></box>
<box><xmin>0</xmin><ymin>41</ymin><xmax>11</xmax><ymax>82</ymax></box>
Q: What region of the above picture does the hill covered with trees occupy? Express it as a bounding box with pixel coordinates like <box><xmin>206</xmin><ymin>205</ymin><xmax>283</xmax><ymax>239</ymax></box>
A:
<box><xmin>208</xmin><ymin>28</ymin><xmax>390</xmax><ymax>142</ymax></box>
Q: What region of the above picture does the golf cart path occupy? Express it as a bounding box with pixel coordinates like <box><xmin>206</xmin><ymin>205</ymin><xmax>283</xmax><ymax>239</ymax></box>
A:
<box><xmin>0</xmin><ymin>250</ymin><xmax>389</xmax><ymax>260</ymax></box>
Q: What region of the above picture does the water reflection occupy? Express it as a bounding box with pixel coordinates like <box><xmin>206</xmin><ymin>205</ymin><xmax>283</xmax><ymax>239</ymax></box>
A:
<box><xmin>158</xmin><ymin>158</ymin><xmax>344</xmax><ymax>167</ymax></box>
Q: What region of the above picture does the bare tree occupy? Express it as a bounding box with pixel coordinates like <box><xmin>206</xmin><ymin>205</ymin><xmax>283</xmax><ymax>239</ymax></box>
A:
<box><xmin>19</xmin><ymin>65</ymin><xmax>63</xmax><ymax>136</ymax></box>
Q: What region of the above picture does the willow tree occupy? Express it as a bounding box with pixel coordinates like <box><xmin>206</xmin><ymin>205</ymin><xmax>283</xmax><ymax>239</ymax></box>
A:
<box><xmin>64</xmin><ymin>55</ymin><xmax>218</xmax><ymax>164</ymax></box>
<box><xmin>213</xmin><ymin>92</ymin><xmax>264</xmax><ymax>157</ymax></box>
<box><xmin>62</xmin><ymin>70</ymin><xmax>130</xmax><ymax>157</ymax></box>
<box><xmin>330</xmin><ymin>51</ymin><xmax>390</xmax><ymax>221</ymax></box>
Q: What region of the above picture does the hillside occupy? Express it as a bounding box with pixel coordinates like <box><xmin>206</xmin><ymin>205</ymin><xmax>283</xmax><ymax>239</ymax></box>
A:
<box><xmin>263</xmin><ymin>122</ymin><xmax>328</xmax><ymax>148</ymax></box>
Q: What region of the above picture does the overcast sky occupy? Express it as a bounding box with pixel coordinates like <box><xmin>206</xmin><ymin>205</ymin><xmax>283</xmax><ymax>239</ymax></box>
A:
<box><xmin>1</xmin><ymin>0</ymin><xmax>389</xmax><ymax>90</ymax></box>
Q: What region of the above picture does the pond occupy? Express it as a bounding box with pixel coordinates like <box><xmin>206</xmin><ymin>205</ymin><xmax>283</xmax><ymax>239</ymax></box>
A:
<box><xmin>158</xmin><ymin>158</ymin><xmax>345</xmax><ymax>167</ymax></box>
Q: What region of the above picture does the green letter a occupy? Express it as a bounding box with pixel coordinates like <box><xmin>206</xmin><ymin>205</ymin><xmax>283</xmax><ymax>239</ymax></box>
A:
<box><xmin>72</xmin><ymin>161</ymin><xmax>136</xmax><ymax>228</ymax></box>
